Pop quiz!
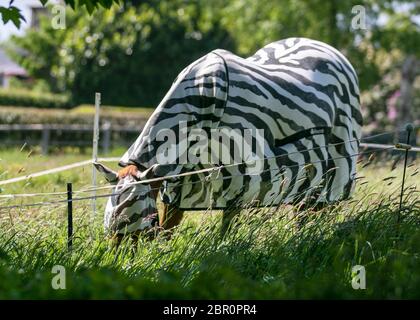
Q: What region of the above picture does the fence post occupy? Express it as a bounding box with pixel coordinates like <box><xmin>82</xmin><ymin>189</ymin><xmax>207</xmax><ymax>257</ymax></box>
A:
<box><xmin>91</xmin><ymin>92</ymin><xmax>101</xmax><ymax>223</ymax></box>
<box><xmin>397</xmin><ymin>123</ymin><xmax>413</xmax><ymax>224</ymax></box>
<box><xmin>41</xmin><ymin>126</ymin><xmax>50</xmax><ymax>155</ymax></box>
<box><xmin>102</xmin><ymin>121</ymin><xmax>112</xmax><ymax>155</ymax></box>
<box><xmin>67</xmin><ymin>182</ymin><xmax>73</xmax><ymax>250</ymax></box>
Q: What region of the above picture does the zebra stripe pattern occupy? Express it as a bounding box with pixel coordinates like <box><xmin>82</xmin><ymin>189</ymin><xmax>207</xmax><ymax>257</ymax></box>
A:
<box><xmin>100</xmin><ymin>37</ymin><xmax>362</xmax><ymax>234</ymax></box>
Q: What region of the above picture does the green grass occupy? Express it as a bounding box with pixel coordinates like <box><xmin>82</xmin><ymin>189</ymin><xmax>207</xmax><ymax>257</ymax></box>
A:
<box><xmin>0</xmin><ymin>148</ymin><xmax>419</xmax><ymax>299</ymax></box>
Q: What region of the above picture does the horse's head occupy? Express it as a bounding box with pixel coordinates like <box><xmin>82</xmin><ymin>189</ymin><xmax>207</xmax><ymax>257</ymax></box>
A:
<box><xmin>93</xmin><ymin>162</ymin><xmax>160</xmax><ymax>237</ymax></box>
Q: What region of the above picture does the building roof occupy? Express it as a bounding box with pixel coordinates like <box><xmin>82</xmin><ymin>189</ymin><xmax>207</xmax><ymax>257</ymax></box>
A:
<box><xmin>0</xmin><ymin>49</ymin><xmax>27</xmax><ymax>76</ymax></box>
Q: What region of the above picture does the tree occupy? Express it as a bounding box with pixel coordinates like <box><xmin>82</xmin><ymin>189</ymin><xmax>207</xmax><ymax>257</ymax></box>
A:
<box><xmin>0</xmin><ymin>0</ymin><xmax>120</xmax><ymax>28</ymax></box>
<box><xmin>213</xmin><ymin>0</ymin><xmax>419</xmax><ymax>130</ymax></box>
<box><xmin>10</xmin><ymin>1</ymin><xmax>235</xmax><ymax>106</ymax></box>
<box><xmin>372</xmin><ymin>2</ymin><xmax>420</xmax><ymax>132</ymax></box>
<box><xmin>6</xmin><ymin>0</ymin><xmax>420</xmax><ymax>132</ymax></box>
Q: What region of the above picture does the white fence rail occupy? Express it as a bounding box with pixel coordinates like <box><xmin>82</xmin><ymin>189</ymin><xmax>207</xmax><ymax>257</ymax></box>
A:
<box><xmin>0</xmin><ymin>157</ymin><xmax>119</xmax><ymax>186</ymax></box>
<box><xmin>0</xmin><ymin>123</ymin><xmax>140</xmax><ymax>155</ymax></box>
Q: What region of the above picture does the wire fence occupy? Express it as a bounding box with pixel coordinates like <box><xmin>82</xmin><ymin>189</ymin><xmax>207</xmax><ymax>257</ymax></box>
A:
<box><xmin>0</xmin><ymin>127</ymin><xmax>418</xmax><ymax>210</ymax></box>
<box><xmin>0</xmin><ymin>125</ymin><xmax>419</xmax><ymax>250</ymax></box>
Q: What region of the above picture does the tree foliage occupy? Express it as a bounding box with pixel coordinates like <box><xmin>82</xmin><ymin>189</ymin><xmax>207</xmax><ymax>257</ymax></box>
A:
<box><xmin>6</xmin><ymin>0</ymin><xmax>420</xmax><ymax>126</ymax></box>
<box><xmin>11</xmin><ymin>1</ymin><xmax>234</xmax><ymax>106</ymax></box>
<box><xmin>0</xmin><ymin>0</ymin><xmax>121</xmax><ymax>27</ymax></box>
<box><xmin>212</xmin><ymin>0</ymin><xmax>419</xmax><ymax>126</ymax></box>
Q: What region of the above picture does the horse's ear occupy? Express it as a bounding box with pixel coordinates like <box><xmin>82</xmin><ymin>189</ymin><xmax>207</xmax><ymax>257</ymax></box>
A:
<box><xmin>93</xmin><ymin>162</ymin><xmax>118</xmax><ymax>184</ymax></box>
<box><xmin>136</xmin><ymin>164</ymin><xmax>159</xmax><ymax>181</ymax></box>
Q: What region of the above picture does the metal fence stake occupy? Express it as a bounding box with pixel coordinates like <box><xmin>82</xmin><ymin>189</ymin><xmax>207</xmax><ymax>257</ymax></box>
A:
<box><xmin>67</xmin><ymin>182</ymin><xmax>73</xmax><ymax>250</ymax></box>
<box><xmin>90</xmin><ymin>93</ymin><xmax>101</xmax><ymax>240</ymax></box>
<box><xmin>92</xmin><ymin>92</ymin><xmax>101</xmax><ymax>219</ymax></box>
<box><xmin>397</xmin><ymin>123</ymin><xmax>413</xmax><ymax>225</ymax></box>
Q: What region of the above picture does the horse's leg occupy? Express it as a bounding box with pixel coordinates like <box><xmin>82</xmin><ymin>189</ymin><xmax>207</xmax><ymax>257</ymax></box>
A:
<box><xmin>159</xmin><ymin>204</ymin><xmax>184</xmax><ymax>238</ymax></box>
<box><xmin>110</xmin><ymin>233</ymin><xmax>124</xmax><ymax>249</ymax></box>
<box><xmin>220</xmin><ymin>208</ymin><xmax>241</xmax><ymax>238</ymax></box>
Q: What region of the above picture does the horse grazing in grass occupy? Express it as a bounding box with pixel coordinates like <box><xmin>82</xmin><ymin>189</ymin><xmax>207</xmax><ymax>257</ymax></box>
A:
<box><xmin>94</xmin><ymin>37</ymin><xmax>362</xmax><ymax>242</ymax></box>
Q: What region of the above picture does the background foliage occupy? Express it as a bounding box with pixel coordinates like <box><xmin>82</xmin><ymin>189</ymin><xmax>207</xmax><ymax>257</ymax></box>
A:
<box><xmin>0</xmin><ymin>88</ymin><xmax>71</xmax><ymax>109</ymax></box>
<box><xmin>2</xmin><ymin>0</ymin><xmax>420</xmax><ymax>128</ymax></box>
<box><xmin>9</xmin><ymin>1</ymin><xmax>234</xmax><ymax>106</ymax></box>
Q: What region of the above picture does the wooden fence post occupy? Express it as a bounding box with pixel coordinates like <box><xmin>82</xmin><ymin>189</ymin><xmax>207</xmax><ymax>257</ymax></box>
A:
<box><xmin>41</xmin><ymin>125</ymin><xmax>50</xmax><ymax>155</ymax></box>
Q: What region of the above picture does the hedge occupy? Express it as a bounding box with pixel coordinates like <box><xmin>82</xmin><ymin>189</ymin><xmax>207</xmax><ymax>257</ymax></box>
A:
<box><xmin>0</xmin><ymin>89</ymin><xmax>72</xmax><ymax>109</ymax></box>
<box><xmin>0</xmin><ymin>106</ymin><xmax>152</xmax><ymax>127</ymax></box>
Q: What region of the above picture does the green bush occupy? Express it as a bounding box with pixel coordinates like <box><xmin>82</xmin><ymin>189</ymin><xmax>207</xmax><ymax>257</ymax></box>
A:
<box><xmin>0</xmin><ymin>106</ymin><xmax>151</xmax><ymax>126</ymax></box>
<box><xmin>0</xmin><ymin>89</ymin><xmax>72</xmax><ymax>109</ymax></box>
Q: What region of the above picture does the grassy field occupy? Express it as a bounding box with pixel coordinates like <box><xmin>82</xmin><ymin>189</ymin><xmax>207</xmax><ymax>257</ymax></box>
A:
<box><xmin>0</xmin><ymin>147</ymin><xmax>419</xmax><ymax>299</ymax></box>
